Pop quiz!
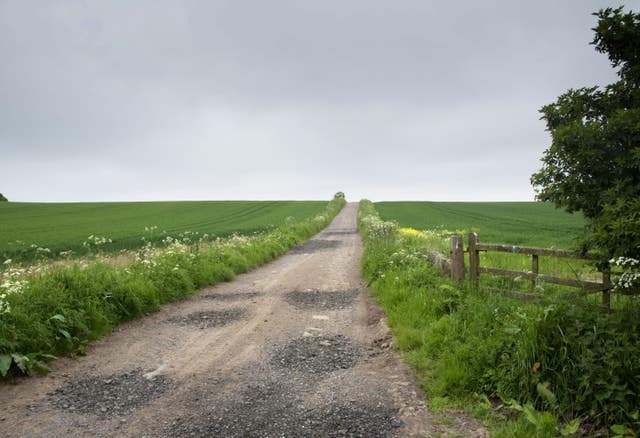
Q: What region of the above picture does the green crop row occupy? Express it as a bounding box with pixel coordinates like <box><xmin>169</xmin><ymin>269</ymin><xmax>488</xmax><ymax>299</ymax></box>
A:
<box><xmin>358</xmin><ymin>200</ymin><xmax>640</xmax><ymax>437</ymax></box>
<box><xmin>0</xmin><ymin>200</ymin><xmax>328</xmax><ymax>264</ymax></box>
<box><xmin>0</xmin><ymin>194</ymin><xmax>346</xmax><ymax>378</ymax></box>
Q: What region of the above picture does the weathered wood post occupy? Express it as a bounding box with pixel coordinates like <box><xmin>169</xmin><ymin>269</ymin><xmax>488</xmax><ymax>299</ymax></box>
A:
<box><xmin>450</xmin><ymin>235</ymin><xmax>465</xmax><ymax>282</ymax></box>
<box><xmin>468</xmin><ymin>232</ymin><xmax>479</xmax><ymax>287</ymax></box>
<box><xmin>602</xmin><ymin>268</ymin><xmax>611</xmax><ymax>310</ymax></box>
<box><xmin>531</xmin><ymin>254</ymin><xmax>539</xmax><ymax>291</ymax></box>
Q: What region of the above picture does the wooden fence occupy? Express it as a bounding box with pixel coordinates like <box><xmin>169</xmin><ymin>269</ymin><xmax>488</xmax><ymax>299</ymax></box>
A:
<box><xmin>440</xmin><ymin>232</ymin><xmax>612</xmax><ymax>309</ymax></box>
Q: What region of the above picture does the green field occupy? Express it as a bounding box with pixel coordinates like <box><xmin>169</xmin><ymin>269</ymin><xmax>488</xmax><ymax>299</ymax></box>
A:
<box><xmin>375</xmin><ymin>201</ymin><xmax>585</xmax><ymax>248</ymax></box>
<box><xmin>0</xmin><ymin>201</ymin><xmax>327</xmax><ymax>262</ymax></box>
<box><xmin>375</xmin><ymin>201</ymin><xmax>597</xmax><ymax>287</ymax></box>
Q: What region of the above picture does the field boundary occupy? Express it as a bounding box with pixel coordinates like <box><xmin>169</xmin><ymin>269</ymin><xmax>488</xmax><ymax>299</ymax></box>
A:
<box><xmin>424</xmin><ymin>232</ymin><xmax>613</xmax><ymax>308</ymax></box>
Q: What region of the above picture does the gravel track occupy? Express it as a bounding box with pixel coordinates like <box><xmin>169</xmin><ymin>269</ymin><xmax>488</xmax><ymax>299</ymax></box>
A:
<box><xmin>200</xmin><ymin>291</ymin><xmax>260</xmax><ymax>301</ymax></box>
<box><xmin>0</xmin><ymin>203</ymin><xmax>488</xmax><ymax>437</ymax></box>
<box><xmin>49</xmin><ymin>369</ymin><xmax>171</xmax><ymax>418</ymax></box>
<box><xmin>290</xmin><ymin>239</ymin><xmax>342</xmax><ymax>254</ymax></box>
<box><xmin>166</xmin><ymin>308</ymin><xmax>246</xmax><ymax>329</ymax></box>
<box><xmin>285</xmin><ymin>289</ymin><xmax>357</xmax><ymax>310</ymax></box>
<box><xmin>271</xmin><ymin>334</ymin><xmax>361</xmax><ymax>373</ymax></box>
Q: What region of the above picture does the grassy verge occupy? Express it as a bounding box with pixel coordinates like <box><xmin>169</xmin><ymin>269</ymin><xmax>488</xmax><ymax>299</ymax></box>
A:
<box><xmin>0</xmin><ymin>194</ymin><xmax>346</xmax><ymax>378</ymax></box>
<box><xmin>358</xmin><ymin>200</ymin><xmax>640</xmax><ymax>437</ymax></box>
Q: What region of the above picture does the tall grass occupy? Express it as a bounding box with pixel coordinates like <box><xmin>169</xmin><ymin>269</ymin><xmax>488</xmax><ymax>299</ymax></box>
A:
<box><xmin>358</xmin><ymin>200</ymin><xmax>640</xmax><ymax>437</ymax></box>
<box><xmin>0</xmin><ymin>194</ymin><xmax>346</xmax><ymax>378</ymax></box>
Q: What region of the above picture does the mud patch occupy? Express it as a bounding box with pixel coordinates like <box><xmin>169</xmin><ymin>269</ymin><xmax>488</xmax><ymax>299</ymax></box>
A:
<box><xmin>201</xmin><ymin>291</ymin><xmax>260</xmax><ymax>301</ymax></box>
<box><xmin>290</xmin><ymin>239</ymin><xmax>341</xmax><ymax>254</ymax></box>
<box><xmin>167</xmin><ymin>308</ymin><xmax>246</xmax><ymax>329</ymax></box>
<box><xmin>271</xmin><ymin>335</ymin><xmax>360</xmax><ymax>373</ymax></box>
<box><xmin>49</xmin><ymin>369</ymin><xmax>171</xmax><ymax>417</ymax></box>
<box><xmin>285</xmin><ymin>289</ymin><xmax>357</xmax><ymax>310</ymax></box>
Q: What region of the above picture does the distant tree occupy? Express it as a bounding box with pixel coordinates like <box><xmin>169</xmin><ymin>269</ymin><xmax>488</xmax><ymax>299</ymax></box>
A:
<box><xmin>0</xmin><ymin>193</ymin><xmax>7</xmax><ymax>202</ymax></box>
<box><xmin>531</xmin><ymin>7</ymin><xmax>640</xmax><ymax>262</ymax></box>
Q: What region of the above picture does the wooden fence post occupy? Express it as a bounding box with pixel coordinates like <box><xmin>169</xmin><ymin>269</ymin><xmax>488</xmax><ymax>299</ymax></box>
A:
<box><xmin>602</xmin><ymin>268</ymin><xmax>611</xmax><ymax>310</ymax></box>
<box><xmin>531</xmin><ymin>254</ymin><xmax>539</xmax><ymax>291</ymax></box>
<box><xmin>450</xmin><ymin>235</ymin><xmax>465</xmax><ymax>282</ymax></box>
<box><xmin>468</xmin><ymin>232</ymin><xmax>479</xmax><ymax>287</ymax></box>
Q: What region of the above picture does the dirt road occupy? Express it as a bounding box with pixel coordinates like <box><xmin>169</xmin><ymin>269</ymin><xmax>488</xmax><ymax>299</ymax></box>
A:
<box><xmin>0</xmin><ymin>203</ymin><xmax>486</xmax><ymax>437</ymax></box>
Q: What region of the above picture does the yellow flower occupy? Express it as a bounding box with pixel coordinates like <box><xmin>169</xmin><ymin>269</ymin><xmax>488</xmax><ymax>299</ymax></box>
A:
<box><xmin>399</xmin><ymin>227</ymin><xmax>424</xmax><ymax>237</ymax></box>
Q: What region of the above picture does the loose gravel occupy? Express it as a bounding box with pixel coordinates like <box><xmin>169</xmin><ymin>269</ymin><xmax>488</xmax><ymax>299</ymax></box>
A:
<box><xmin>167</xmin><ymin>308</ymin><xmax>246</xmax><ymax>329</ymax></box>
<box><xmin>323</xmin><ymin>230</ymin><xmax>359</xmax><ymax>236</ymax></box>
<box><xmin>201</xmin><ymin>291</ymin><xmax>260</xmax><ymax>301</ymax></box>
<box><xmin>271</xmin><ymin>335</ymin><xmax>360</xmax><ymax>373</ymax></box>
<box><xmin>49</xmin><ymin>369</ymin><xmax>171</xmax><ymax>418</ymax></box>
<box><xmin>164</xmin><ymin>379</ymin><xmax>400</xmax><ymax>437</ymax></box>
<box><xmin>285</xmin><ymin>289</ymin><xmax>357</xmax><ymax>310</ymax></box>
<box><xmin>290</xmin><ymin>239</ymin><xmax>341</xmax><ymax>254</ymax></box>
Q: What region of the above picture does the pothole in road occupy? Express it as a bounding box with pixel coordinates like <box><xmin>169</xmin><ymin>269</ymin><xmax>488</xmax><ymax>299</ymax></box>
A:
<box><xmin>271</xmin><ymin>335</ymin><xmax>360</xmax><ymax>373</ymax></box>
<box><xmin>164</xmin><ymin>378</ymin><xmax>400</xmax><ymax>438</ymax></box>
<box><xmin>167</xmin><ymin>308</ymin><xmax>246</xmax><ymax>329</ymax></box>
<box><xmin>302</xmin><ymin>404</ymin><xmax>402</xmax><ymax>437</ymax></box>
<box><xmin>167</xmin><ymin>404</ymin><xmax>400</xmax><ymax>437</ymax></box>
<box><xmin>290</xmin><ymin>239</ymin><xmax>342</xmax><ymax>254</ymax></box>
<box><xmin>201</xmin><ymin>291</ymin><xmax>260</xmax><ymax>301</ymax></box>
<box><xmin>49</xmin><ymin>369</ymin><xmax>171</xmax><ymax>418</ymax></box>
<box><xmin>323</xmin><ymin>229</ymin><xmax>359</xmax><ymax>236</ymax></box>
<box><xmin>285</xmin><ymin>289</ymin><xmax>357</xmax><ymax>310</ymax></box>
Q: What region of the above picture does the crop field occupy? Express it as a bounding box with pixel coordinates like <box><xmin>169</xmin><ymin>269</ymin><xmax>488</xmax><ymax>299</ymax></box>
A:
<box><xmin>375</xmin><ymin>201</ymin><xmax>585</xmax><ymax>248</ymax></box>
<box><xmin>0</xmin><ymin>201</ymin><xmax>327</xmax><ymax>262</ymax></box>
<box><xmin>375</xmin><ymin>201</ymin><xmax>600</xmax><ymax>295</ymax></box>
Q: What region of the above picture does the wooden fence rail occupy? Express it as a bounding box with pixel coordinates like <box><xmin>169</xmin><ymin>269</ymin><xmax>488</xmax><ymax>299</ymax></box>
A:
<box><xmin>449</xmin><ymin>232</ymin><xmax>612</xmax><ymax>309</ymax></box>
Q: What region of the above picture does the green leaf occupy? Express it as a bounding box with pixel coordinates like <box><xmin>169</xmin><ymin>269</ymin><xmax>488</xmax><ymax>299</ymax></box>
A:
<box><xmin>504</xmin><ymin>324</ymin><xmax>521</xmax><ymax>335</ymax></box>
<box><xmin>561</xmin><ymin>418</ymin><xmax>580</xmax><ymax>436</ymax></box>
<box><xmin>50</xmin><ymin>314</ymin><xmax>66</xmax><ymax>323</ymax></box>
<box><xmin>611</xmin><ymin>424</ymin><xmax>628</xmax><ymax>435</ymax></box>
<box><xmin>0</xmin><ymin>354</ymin><xmax>12</xmax><ymax>377</ymax></box>
<box><xmin>30</xmin><ymin>360</ymin><xmax>50</xmax><ymax>376</ymax></box>
<box><xmin>523</xmin><ymin>403</ymin><xmax>541</xmax><ymax>426</ymax></box>
<box><xmin>536</xmin><ymin>382</ymin><xmax>558</xmax><ymax>407</ymax></box>
<box><xmin>11</xmin><ymin>354</ymin><xmax>28</xmax><ymax>373</ymax></box>
<box><xmin>505</xmin><ymin>399</ymin><xmax>523</xmax><ymax>411</ymax></box>
<box><xmin>58</xmin><ymin>329</ymin><xmax>71</xmax><ymax>340</ymax></box>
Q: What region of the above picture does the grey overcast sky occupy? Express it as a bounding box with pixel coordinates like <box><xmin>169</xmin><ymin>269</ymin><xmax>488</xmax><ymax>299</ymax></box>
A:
<box><xmin>0</xmin><ymin>1</ymin><xmax>633</xmax><ymax>202</ymax></box>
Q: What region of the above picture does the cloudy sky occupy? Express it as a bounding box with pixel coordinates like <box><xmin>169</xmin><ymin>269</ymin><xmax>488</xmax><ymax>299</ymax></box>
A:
<box><xmin>0</xmin><ymin>1</ymin><xmax>629</xmax><ymax>202</ymax></box>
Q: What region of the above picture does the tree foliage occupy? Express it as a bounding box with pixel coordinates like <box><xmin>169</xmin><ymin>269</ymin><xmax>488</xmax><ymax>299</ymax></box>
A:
<box><xmin>0</xmin><ymin>193</ymin><xmax>7</xmax><ymax>202</ymax></box>
<box><xmin>531</xmin><ymin>7</ymin><xmax>640</xmax><ymax>261</ymax></box>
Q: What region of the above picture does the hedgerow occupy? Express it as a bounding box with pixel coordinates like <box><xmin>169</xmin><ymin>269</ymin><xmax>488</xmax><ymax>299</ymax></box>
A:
<box><xmin>0</xmin><ymin>194</ymin><xmax>346</xmax><ymax>378</ymax></box>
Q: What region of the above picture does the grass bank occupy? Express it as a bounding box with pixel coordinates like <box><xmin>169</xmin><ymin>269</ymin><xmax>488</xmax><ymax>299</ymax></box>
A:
<box><xmin>0</xmin><ymin>194</ymin><xmax>346</xmax><ymax>378</ymax></box>
<box><xmin>359</xmin><ymin>200</ymin><xmax>640</xmax><ymax>437</ymax></box>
